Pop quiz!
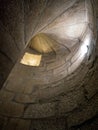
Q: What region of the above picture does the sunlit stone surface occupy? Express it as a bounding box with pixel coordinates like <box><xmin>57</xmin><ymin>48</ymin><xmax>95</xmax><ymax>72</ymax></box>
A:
<box><xmin>20</xmin><ymin>53</ymin><xmax>42</xmax><ymax>66</ymax></box>
<box><xmin>30</xmin><ymin>33</ymin><xmax>57</xmax><ymax>53</ymax></box>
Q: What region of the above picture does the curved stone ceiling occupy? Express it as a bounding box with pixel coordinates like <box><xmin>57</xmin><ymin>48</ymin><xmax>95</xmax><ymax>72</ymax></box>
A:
<box><xmin>0</xmin><ymin>0</ymin><xmax>98</xmax><ymax>129</ymax></box>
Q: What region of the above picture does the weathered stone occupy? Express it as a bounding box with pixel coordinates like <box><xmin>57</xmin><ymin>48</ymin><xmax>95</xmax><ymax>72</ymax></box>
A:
<box><xmin>0</xmin><ymin>101</ymin><xmax>24</xmax><ymax>117</ymax></box>
<box><xmin>55</xmin><ymin>87</ymin><xmax>86</xmax><ymax>115</ymax></box>
<box><xmin>57</xmin><ymin>97</ymin><xmax>78</xmax><ymax>115</ymax></box>
<box><xmin>24</xmin><ymin>102</ymin><xmax>56</xmax><ymax>118</ymax></box>
<box><xmin>71</xmin><ymin>48</ymin><xmax>81</xmax><ymax>63</ymax></box>
<box><xmin>67</xmin><ymin>93</ymin><xmax>98</xmax><ymax>127</ymax></box>
<box><xmin>46</xmin><ymin>59</ymin><xmax>65</xmax><ymax>71</ymax></box>
<box><xmin>15</xmin><ymin>94</ymin><xmax>37</xmax><ymax>104</ymax></box>
<box><xmin>68</xmin><ymin>54</ymin><xmax>84</xmax><ymax>75</ymax></box>
<box><xmin>52</xmin><ymin>69</ymin><xmax>68</xmax><ymax>82</ymax></box>
<box><xmin>4</xmin><ymin>118</ymin><xmax>31</xmax><ymax>130</ymax></box>
<box><xmin>5</xmin><ymin>70</ymin><xmax>33</xmax><ymax>94</ymax></box>
<box><xmin>0</xmin><ymin>90</ymin><xmax>14</xmax><ymax>101</ymax></box>
<box><xmin>30</xmin><ymin>85</ymin><xmax>66</xmax><ymax>102</ymax></box>
<box><xmin>30</xmin><ymin>118</ymin><xmax>67</xmax><ymax>130</ymax></box>
<box><xmin>53</xmin><ymin>62</ymin><xmax>69</xmax><ymax>75</ymax></box>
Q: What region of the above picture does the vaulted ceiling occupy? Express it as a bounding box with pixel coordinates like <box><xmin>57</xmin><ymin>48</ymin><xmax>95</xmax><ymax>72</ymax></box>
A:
<box><xmin>0</xmin><ymin>0</ymin><xmax>98</xmax><ymax>130</ymax></box>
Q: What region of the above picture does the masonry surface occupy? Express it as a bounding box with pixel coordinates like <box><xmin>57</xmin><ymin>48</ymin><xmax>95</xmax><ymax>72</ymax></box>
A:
<box><xmin>0</xmin><ymin>0</ymin><xmax>98</xmax><ymax>130</ymax></box>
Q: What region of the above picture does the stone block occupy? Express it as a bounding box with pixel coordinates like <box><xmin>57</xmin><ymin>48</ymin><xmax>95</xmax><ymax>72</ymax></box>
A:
<box><xmin>50</xmin><ymin>79</ymin><xmax>64</xmax><ymax>88</ymax></box>
<box><xmin>68</xmin><ymin>54</ymin><xmax>84</xmax><ymax>75</ymax></box>
<box><xmin>4</xmin><ymin>118</ymin><xmax>31</xmax><ymax>130</ymax></box>
<box><xmin>0</xmin><ymin>90</ymin><xmax>14</xmax><ymax>101</ymax></box>
<box><xmin>46</xmin><ymin>59</ymin><xmax>65</xmax><ymax>71</ymax></box>
<box><xmin>52</xmin><ymin>69</ymin><xmax>68</xmax><ymax>83</ymax></box>
<box><xmin>53</xmin><ymin>62</ymin><xmax>69</xmax><ymax>75</ymax></box>
<box><xmin>0</xmin><ymin>101</ymin><xmax>24</xmax><ymax>117</ymax></box>
<box><xmin>71</xmin><ymin>48</ymin><xmax>81</xmax><ymax>63</ymax></box>
<box><xmin>30</xmin><ymin>85</ymin><xmax>65</xmax><ymax>103</ymax></box>
<box><xmin>24</xmin><ymin>102</ymin><xmax>56</xmax><ymax>118</ymax></box>
<box><xmin>5</xmin><ymin>72</ymin><xmax>33</xmax><ymax>94</ymax></box>
<box><xmin>15</xmin><ymin>94</ymin><xmax>37</xmax><ymax>104</ymax></box>
<box><xmin>57</xmin><ymin>97</ymin><xmax>78</xmax><ymax>115</ymax></box>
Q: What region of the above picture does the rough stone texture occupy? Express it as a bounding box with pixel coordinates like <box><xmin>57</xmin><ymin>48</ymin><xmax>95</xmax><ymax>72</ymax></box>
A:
<box><xmin>0</xmin><ymin>101</ymin><xmax>24</xmax><ymax>117</ymax></box>
<box><xmin>0</xmin><ymin>90</ymin><xmax>14</xmax><ymax>101</ymax></box>
<box><xmin>3</xmin><ymin>119</ymin><xmax>31</xmax><ymax>130</ymax></box>
<box><xmin>67</xmin><ymin>93</ymin><xmax>98</xmax><ymax>127</ymax></box>
<box><xmin>24</xmin><ymin>102</ymin><xmax>56</xmax><ymax>118</ymax></box>
<box><xmin>0</xmin><ymin>0</ymin><xmax>24</xmax><ymax>87</ymax></box>
<box><xmin>30</xmin><ymin>118</ymin><xmax>67</xmax><ymax>130</ymax></box>
<box><xmin>70</xmin><ymin>116</ymin><xmax>98</xmax><ymax>130</ymax></box>
<box><xmin>0</xmin><ymin>0</ymin><xmax>98</xmax><ymax>130</ymax></box>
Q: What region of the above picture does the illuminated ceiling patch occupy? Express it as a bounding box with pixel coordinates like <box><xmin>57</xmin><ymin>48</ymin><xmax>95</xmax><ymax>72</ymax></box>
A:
<box><xmin>20</xmin><ymin>52</ymin><xmax>42</xmax><ymax>66</ymax></box>
<box><xmin>30</xmin><ymin>33</ymin><xmax>56</xmax><ymax>53</ymax></box>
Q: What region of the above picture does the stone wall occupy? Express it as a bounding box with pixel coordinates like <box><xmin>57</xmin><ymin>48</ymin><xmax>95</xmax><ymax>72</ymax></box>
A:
<box><xmin>0</xmin><ymin>0</ymin><xmax>98</xmax><ymax>130</ymax></box>
<box><xmin>0</xmin><ymin>0</ymin><xmax>25</xmax><ymax>87</ymax></box>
